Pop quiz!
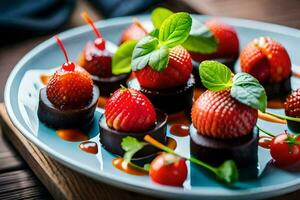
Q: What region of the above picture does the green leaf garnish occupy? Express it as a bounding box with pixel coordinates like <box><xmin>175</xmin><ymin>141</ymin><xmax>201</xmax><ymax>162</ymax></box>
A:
<box><xmin>151</xmin><ymin>7</ymin><xmax>218</xmax><ymax>54</ymax></box>
<box><xmin>149</xmin><ymin>28</ymin><xmax>159</xmax><ymax>38</ymax></box>
<box><xmin>159</xmin><ymin>12</ymin><xmax>192</xmax><ymax>48</ymax></box>
<box><xmin>182</xmin><ymin>19</ymin><xmax>218</xmax><ymax>54</ymax></box>
<box><xmin>131</xmin><ymin>36</ymin><xmax>169</xmax><ymax>72</ymax></box>
<box><xmin>121</xmin><ymin>136</ymin><xmax>147</xmax><ymax>165</ymax></box>
<box><xmin>151</xmin><ymin>7</ymin><xmax>173</xmax><ymax>29</ymax></box>
<box><xmin>131</xmin><ymin>12</ymin><xmax>192</xmax><ymax>72</ymax></box>
<box><xmin>144</xmin><ymin>135</ymin><xmax>239</xmax><ymax>184</ymax></box>
<box><xmin>215</xmin><ymin>160</ymin><xmax>239</xmax><ymax>184</ymax></box>
<box><xmin>231</xmin><ymin>73</ymin><xmax>267</xmax><ymax>112</ymax></box>
<box><xmin>199</xmin><ymin>61</ymin><xmax>233</xmax><ymax>91</ymax></box>
<box><xmin>112</xmin><ymin>40</ymin><xmax>137</xmax><ymax>75</ymax></box>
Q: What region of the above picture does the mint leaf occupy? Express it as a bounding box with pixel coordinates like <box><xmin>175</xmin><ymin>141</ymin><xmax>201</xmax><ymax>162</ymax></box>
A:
<box><xmin>182</xmin><ymin>18</ymin><xmax>218</xmax><ymax>54</ymax></box>
<box><xmin>231</xmin><ymin>73</ymin><xmax>267</xmax><ymax>112</ymax></box>
<box><xmin>151</xmin><ymin>7</ymin><xmax>173</xmax><ymax>29</ymax></box>
<box><xmin>159</xmin><ymin>12</ymin><xmax>192</xmax><ymax>48</ymax></box>
<box><xmin>131</xmin><ymin>36</ymin><xmax>170</xmax><ymax>71</ymax></box>
<box><xmin>112</xmin><ymin>40</ymin><xmax>137</xmax><ymax>75</ymax></box>
<box><xmin>149</xmin><ymin>28</ymin><xmax>159</xmax><ymax>38</ymax></box>
<box><xmin>215</xmin><ymin>160</ymin><xmax>239</xmax><ymax>184</ymax></box>
<box><xmin>199</xmin><ymin>61</ymin><xmax>233</xmax><ymax>91</ymax></box>
<box><xmin>131</xmin><ymin>36</ymin><xmax>159</xmax><ymax>71</ymax></box>
<box><xmin>121</xmin><ymin>136</ymin><xmax>147</xmax><ymax>165</ymax></box>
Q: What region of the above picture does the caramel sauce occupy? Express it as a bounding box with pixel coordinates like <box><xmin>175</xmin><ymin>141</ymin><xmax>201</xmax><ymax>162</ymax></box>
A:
<box><xmin>79</xmin><ymin>141</ymin><xmax>98</xmax><ymax>154</ymax></box>
<box><xmin>40</xmin><ymin>74</ymin><xmax>52</xmax><ymax>85</ymax></box>
<box><xmin>112</xmin><ymin>158</ymin><xmax>148</xmax><ymax>176</ymax></box>
<box><xmin>267</xmin><ymin>99</ymin><xmax>284</xmax><ymax>109</ymax></box>
<box><xmin>97</xmin><ymin>97</ymin><xmax>108</xmax><ymax>108</ymax></box>
<box><xmin>168</xmin><ymin>111</ymin><xmax>191</xmax><ymax>125</ymax></box>
<box><xmin>166</xmin><ymin>137</ymin><xmax>177</xmax><ymax>150</ymax></box>
<box><xmin>259</xmin><ymin>136</ymin><xmax>273</xmax><ymax>149</ymax></box>
<box><xmin>170</xmin><ymin>124</ymin><xmax>189</xmax><ymax>137</ymax></box>
<box><xmin>56</xmin><ymin>129</ymin><xmax>89</xmax><ymax>142</ymax></box>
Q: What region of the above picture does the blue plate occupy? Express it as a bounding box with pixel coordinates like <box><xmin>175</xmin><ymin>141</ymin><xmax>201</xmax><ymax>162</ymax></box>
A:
<box><xmin>4</xmin><ymin>15</ymin><xmax>300</xmax><ymax>199</ymax></box>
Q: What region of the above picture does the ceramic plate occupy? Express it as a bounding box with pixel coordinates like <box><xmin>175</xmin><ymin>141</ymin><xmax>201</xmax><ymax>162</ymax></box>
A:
<box><xmin>4</xmin><ymin>15</ymin><xmax>300</xmax><ymax>200</ymax></box>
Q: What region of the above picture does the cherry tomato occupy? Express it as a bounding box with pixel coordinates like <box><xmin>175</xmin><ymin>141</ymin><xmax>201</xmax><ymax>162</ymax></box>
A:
<box><xmin>270</xmin><ymin>133</ymin><xmax>300</xmax><ymax>167</ymax></box>
<box><xmin>149</xmin><ymin>153</ymin><xmax>187</xmax><ymax>186</ymax></box>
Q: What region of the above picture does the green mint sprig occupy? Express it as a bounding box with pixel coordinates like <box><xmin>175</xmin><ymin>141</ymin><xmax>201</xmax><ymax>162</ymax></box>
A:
<box><xmin>151</xmin><ymin>7</ymin><xmax>218</xmax><ymax>54</ymax></box>
<box><xmin>199</xmin><ymin>61</ymin><xmax>267</xmax><ymax>112</ymax></box>
<box><xmin>131</xmin><ymin>12</ymin><xmax>192</xmax><ymax>72</ymax></box>
<box><xmin>121</xmin><ymin>136</ymin><xmax>150</xmax><ymax>171</ymax></box>
<box><xmin>112</xmin><ymin>40</ymin><xmax>137</xmax><ymax>75</ymax></box>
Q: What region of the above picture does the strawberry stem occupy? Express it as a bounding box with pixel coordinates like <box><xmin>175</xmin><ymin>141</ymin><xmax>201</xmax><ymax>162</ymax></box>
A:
<box><xmin>266</xmin><ymin>111</ymin><xmax>300</xmax><ymax>122</ymax></box>
<box><xmin>256</xmin><ymin>125</ymin><xmax>275</xmax><ymax>137</ymax></box>
<box><xmin>54</xmin><ymin>35</ymin><xmax>69</xmax><ymax>63</ymax></box>
<box><xmin>82</xmin><ymin>12</ymin><xmax>102</xmax><ymax>39</ymax></box>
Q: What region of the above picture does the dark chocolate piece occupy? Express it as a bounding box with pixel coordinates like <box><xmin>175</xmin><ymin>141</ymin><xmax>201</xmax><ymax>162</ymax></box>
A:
<box><xmin>190</xmin><ymin>125</ymin><xmax>259</xmax><ymax>179</ymax></box>
<box><xmin>92</xmin><ymin>73</ymin><xmax>130</xmax><ymax>97</ymax></box>
<box><xmin>99</xmin><ymin>109</ymin><xmax>167</xmax><ymax>159</ymax></box>
<box><xmin>286</xmin><ymin>120</ymin><xmax>300</xmax><ymax>133</ymax></box>
<box><xmin>192</xmin><ymin>58</ymin><xmax>237</xmax><ymax>88</ymax></box>
<box><xmin>37</xmin><ymin>86</ymin><xmax>99</xmax><ymax>129</ymax></box>
<box><xmin>127</xmin><ymin>75</ymin><xmax>195</xmax><ymax>114</ymax></box>
<box><xmin>262</xmin><ymin>75</ymin><xmax>291</xmax><ymax>100</ymax></box>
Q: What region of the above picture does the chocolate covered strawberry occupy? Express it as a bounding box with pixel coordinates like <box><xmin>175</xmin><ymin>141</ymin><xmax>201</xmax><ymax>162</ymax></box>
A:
<box><xmin>284</xmin><ymin>89</ymin><xmax>300</xmax><ymax>117</ymax></box>
<box><xmin>192</xmin><ymin>61</ymin><xmax>267</xmax><ymax>139</ymax></box>
<box><xmin>120</xmin><ymin>19</ymin><xmax>147</xmax><ymax>44</ymax></box>
<box><xmin>189</xmin><ymin>19</ymin><xmax>239</xmax><ymax>63</ymax></box>
<box><xmin>192</xmin><ymin>90</ymin><xmax>257</xmax><ymax>138</ymax></box>
<box><xmin>47</xmin><ymin>36</ymin><xmax>93</xmax><ymax>109</ymax></box>
<box><xmin>104</xmin><ymin>88</ymin><xmax>156</xmax><ymax>132</ymax></box>
<box><xmin>135</xmin><ymin>46</ymin><xmax>192</xmax><ymax>89</ymax></box>
<box><xmin>240</xmin><ymin>37</ymin><xmax>291</xmax><ymax>83</ymax></box>
<box><xmin>78</xmin><ymin>12</ymin><xmax>112</xmax><ymax>78</ymax></box>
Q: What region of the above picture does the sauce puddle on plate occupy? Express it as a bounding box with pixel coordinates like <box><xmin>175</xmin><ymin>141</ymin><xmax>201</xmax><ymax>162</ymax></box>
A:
<box><xmin>112</xmin><ymin>158</ymin><xmax>148</xmax><ymax>176</ymax></box>
<box><xmin>166</xmin><ymin>137</ymin><xmax>177</xmax><ymax>150</ymax></box>
<box><xmin>40</xmin><ymin>74</ymin><xmax>52</xmax><ymax>85</ymax></box>
<box><xmin>259</xmin><ymin>136</ymin><xmax>272</xmax><ymax>149</ymax></box>
<box><xmin>170</xmin><ymin>124</ymin><xmax>190</xmax><ymax>137</ymax></box>
<box><xmin>57</xmin><ymin>129</ymin><xmax>89</xmax><ymax>142</ymax></box>
<box><xmin>79</xmin><ymin>141</ymin><xmax>98</xmax><ymax>154</ymax></box>
<box><xmin>97</xmin><ymin>97</ymin><xmax>108</xmax><ymax>108</ymax></box>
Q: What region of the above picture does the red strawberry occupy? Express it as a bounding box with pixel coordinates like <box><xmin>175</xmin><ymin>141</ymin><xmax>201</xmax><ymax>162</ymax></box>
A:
<box><xmin>104</xmin><ymin>88</ymin><xmax>156</xmax><ymax>132</ymax></box>
<box><xmin>120</xmin><ymin>19</ymin><xmax>147</xmax><ymax>44</ymax></box>
<box><xmin>190</xmin><ymin>19</ymin><xmax>239</xmax><ymax>63</ymax></box>
<box><xmin>240</xmin><ymin>37</ymin><xmax>291</xmax><ymax>82</ymax></box>
<box><xmin>46</xmin><ymin>65</ymin><xmax>93</xmax><ymax>109</ymax></box>
<box><xmin>192</xmin><ymin>90</ymin><xmax>258</xmax><ymax>139</ymax></box>
<box><xmin>135</xmin><ymin>46</ymin><xmax>192</xmax><ymax>89</ymax></box>
<box><xmin>284</xmin><ymin>89</ymin><xmax>300</xmax><ymax>117</ymax></box>
<box><xmin>78</xmin><ymin>41</ymin><xmax>112</xmax><ymax>78</ymax></box>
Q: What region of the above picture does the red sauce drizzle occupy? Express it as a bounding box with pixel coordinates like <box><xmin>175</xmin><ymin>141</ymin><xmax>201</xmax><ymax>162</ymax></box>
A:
<box><xmin>56</xmin><ymin>129</ymin><xmax>89</xmax><ymax>142</ymax></box>
<box><xmin>79</xmin><ymin>141</ymin><xmax>98</xmax><ymax>154</ymax></box>
<box><xmin>97</xmin><ymin>97</ymin><xmax>108</xmax><ymax>108</ymax></box>
<box><xmin>170</xmin><ymin>124</ymin><xmax>190</xmax><ymax>137</ymax></box>
<box><xmin>40</xmin><ymin>74</ymin><xmax>52</xmax><ymax>85</ymax></box>
<box><xmin>112</xmin><ymin>158</ymin><xmax>148</xmax><ymax>176</ymax></box>
<box><xmin>166</xmin><ymin>137</ymin><xmax>177</xmax><ymax>150</ymax></box>
<box><xmin>259</xmin><ymin>136</ymin><xmax>273</xmax><ymax>149</ymax></box>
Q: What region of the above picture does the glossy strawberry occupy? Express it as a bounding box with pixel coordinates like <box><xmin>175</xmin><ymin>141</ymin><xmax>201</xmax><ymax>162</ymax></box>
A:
<box><xmin>104</xmin><ymin>88</ymin><xmax>156</xmax><ymax>132</ymax></box>
<box><xmin>190</xmin><ymin>19</ymin><xmax>239</xmax><ymax>63</ymax></box>
<box><xmin>284</xmin><ymin>89</ymin><xmax>300</xmax><ymax>117</ymax></box>
<box><xmin>46</xmin><ymin>65</ymin><xmax>93</xmax><ymax>109</ymax></box>
<box><xmin>120</xmin><ymin>20</ymin><xmax>147</xmax><ymax>44</ymax></box>
<box><xmin>78</xmin><ymin>41</ymin><xmax>112</xmax><ymax>78</ymax></box>
<box><xmin>240</xmin><ymin>37</ymin><xmax>291</xmax><ymax>82</ymax></box>
<box><xmin>192</xmin><ymin>90</ymin><xmax>258</xmax><ymax>139</ymax></box>
<box><xmin>135</xmin><ymin>46</ymin><xmax>192</xmax><ymax>89</ymax></box>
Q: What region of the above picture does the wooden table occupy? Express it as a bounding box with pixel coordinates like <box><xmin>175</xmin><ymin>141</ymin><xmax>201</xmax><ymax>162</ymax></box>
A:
<box><xmin>0</xmin><ymin>0</ymin><xmax>300</xmax><ymax>199</ymax></box>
